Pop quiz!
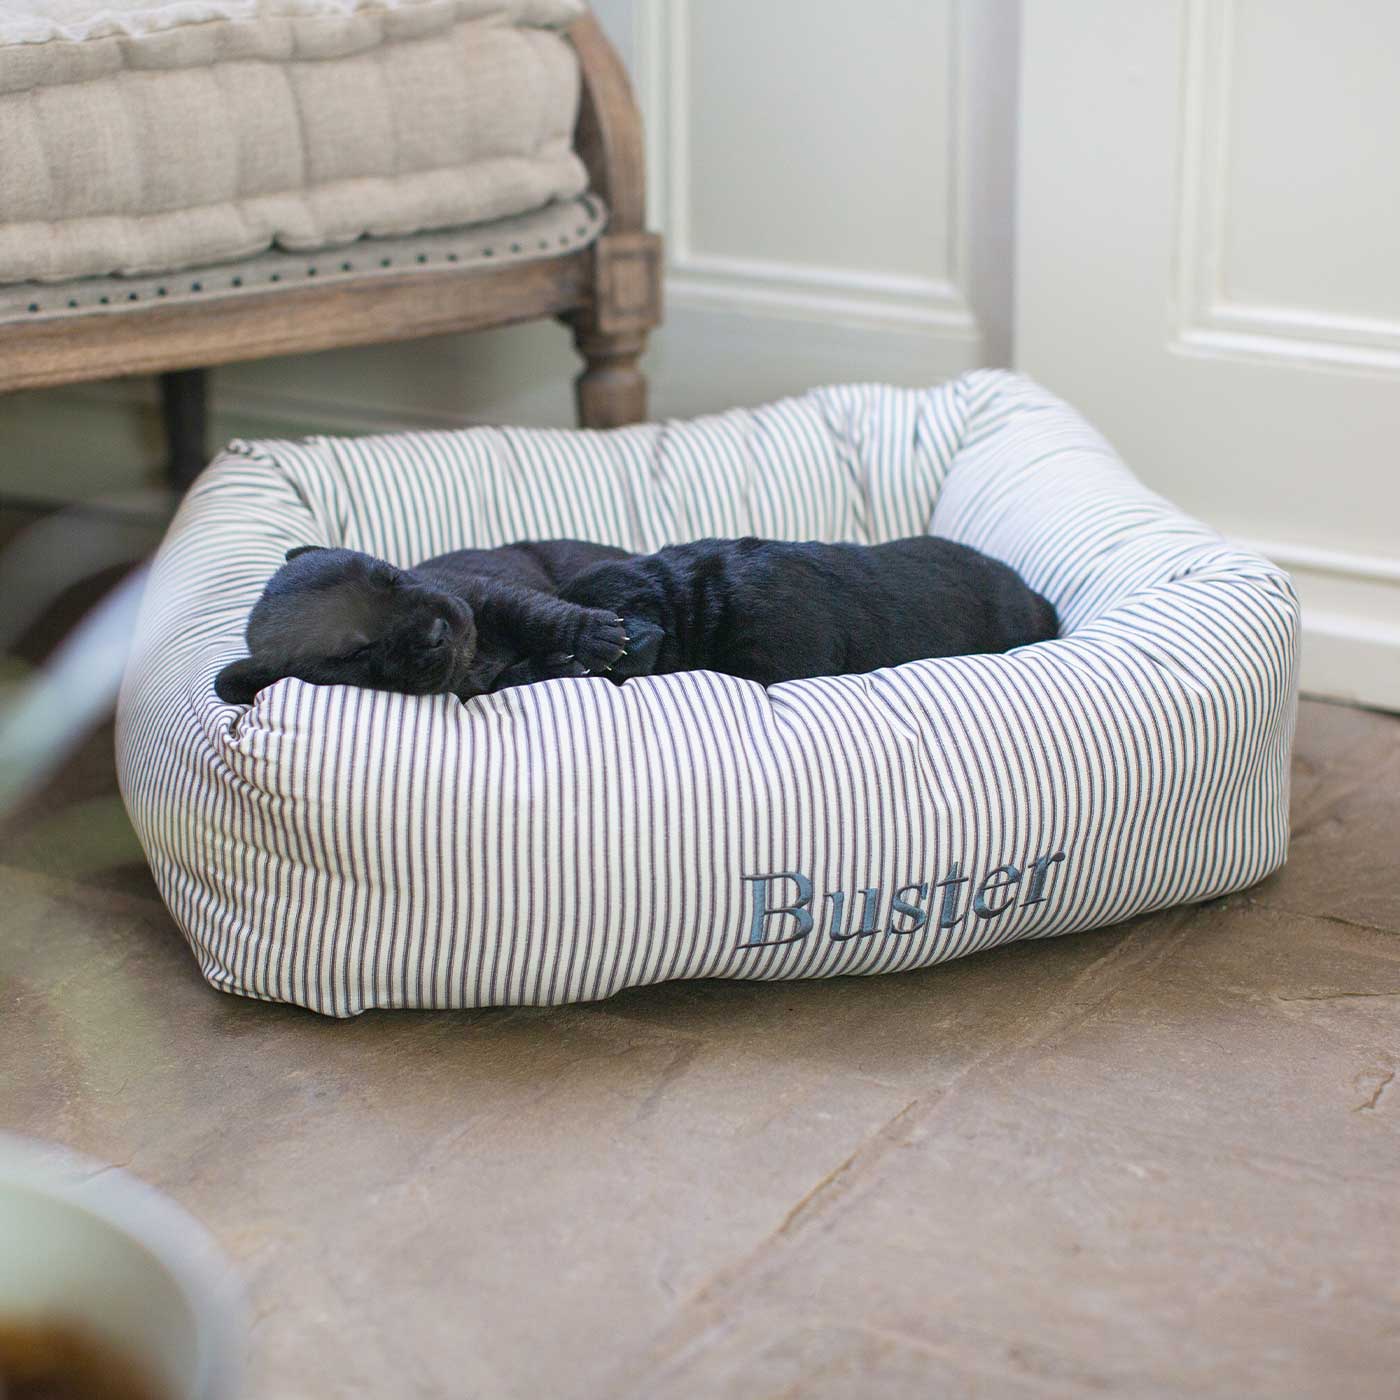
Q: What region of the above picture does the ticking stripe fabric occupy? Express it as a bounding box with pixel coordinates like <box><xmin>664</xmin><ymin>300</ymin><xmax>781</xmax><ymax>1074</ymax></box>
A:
<box><xmin>116</xmin><ymin>370</ymin><xmax>1300</xmax><ymax>1016</ymax></box>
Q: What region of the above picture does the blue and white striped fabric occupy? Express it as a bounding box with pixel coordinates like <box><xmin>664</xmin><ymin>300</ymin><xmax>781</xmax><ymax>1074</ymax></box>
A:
<box><xmin>116</xmin><ymin>371</ymin><xmax>1299</xmax><ymax>1017</ymax></box>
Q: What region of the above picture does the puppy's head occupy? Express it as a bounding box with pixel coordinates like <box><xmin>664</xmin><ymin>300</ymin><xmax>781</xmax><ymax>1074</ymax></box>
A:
<box><xmin>215</xmin><ymin>546</ymin><xmax>477</xmax><ymax>704</ymax></box>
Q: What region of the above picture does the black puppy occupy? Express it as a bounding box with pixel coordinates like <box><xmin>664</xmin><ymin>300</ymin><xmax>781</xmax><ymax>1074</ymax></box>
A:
<box><xmin>543</xmin><ymin>535</ymin><xmax>1057</xmax><ymax>686</ymax></box>
<box><xmin>215</xmin><ymin>534</ymin><xmax>1056</xmax><ymax>706</ymax></box>
<box><xmin>214</xmin><ymin>539</ymin><xmax>635</xmax><ymax>704</ymax></box>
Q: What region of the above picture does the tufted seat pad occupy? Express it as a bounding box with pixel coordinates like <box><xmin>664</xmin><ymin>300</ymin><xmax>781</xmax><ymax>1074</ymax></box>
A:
<box><xmin>0</xmin><ymin>0</ymin><xmax>588</xmax><ymax>284</ymax></box>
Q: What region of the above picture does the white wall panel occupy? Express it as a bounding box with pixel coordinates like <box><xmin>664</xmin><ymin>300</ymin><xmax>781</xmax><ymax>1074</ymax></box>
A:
<box><xmin>630</xmin><ymin>0</ymin><xmax>1018</xmax><ymax>416</ymax></box>
<box><xmin>1019</xmin><ymin>0</ymin><xmax>1400</xmax><ymax>710</ymax></box>
<box><xmin>684</xmin><ymin>0</ymin><xmax>957</xmax><ymax>282</ymax></box>
<box><xmin>1176</xmin><ymin>0</ymin><xmax>1400</xmax><ymax>372</ymax></box>
<box><xmin>1224</xmin><ymin>0</ymin><xmax>1400</xmax><ymax>323</ymax></box>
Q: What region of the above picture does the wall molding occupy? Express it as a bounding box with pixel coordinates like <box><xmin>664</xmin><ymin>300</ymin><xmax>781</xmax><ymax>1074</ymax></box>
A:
<box><xmin>53</xmin><ymin>376</ymin><xmax>492</xmax><ymax>438</ymax></box>
<box><xmin>1174</xmin><ymin>0</ymin><xmax>1400</xmax><ymax>375</ymax></box>
<box><xmin>635</xmin><ymin>0</ymin><xmax>979</xmax><ymax>339</ymax></box>
<box><xmin>1235</xmin><ymin>536</ymin><xmax>1400</xmax><ymax>587</ymax></box>
<box><xmin>666</xmin><ymin>255</ymin><xmax>978</xmax><ymax>335</ymax></box>
<box><xmin>1290</xmin><ymin>608</ymin><xmax>1400</xmax><ymax>714</ymax></box>
<box><xmin>1235</xmin><ymin>533</ymin><xmax>1400</xmax><ymax>710</ymax></box>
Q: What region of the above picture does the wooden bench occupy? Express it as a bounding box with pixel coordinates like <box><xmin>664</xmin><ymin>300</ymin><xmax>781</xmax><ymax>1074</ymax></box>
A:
<box><xmin>0</xmin><ymin>15</ymin><xmax>662</xmax><ymax>488</ymax></box>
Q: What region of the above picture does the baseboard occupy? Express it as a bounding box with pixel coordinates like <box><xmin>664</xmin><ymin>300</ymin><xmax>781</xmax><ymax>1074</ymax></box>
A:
<box><xmin>1</xmin><ymin>273</ymin><xmax>992</xmax><ymax>505</ymax></box>
<box><xmin>204</xmin><ymin>382</ymin><xmax>490</xmax><ymax>438</ymax></box>
<box><xmin>159</xmin><ymin>319</ymin><xmax>581</xmax><ymax>440</ymax></box>
<box><xmin>1235</xmin><ymin>535</ymin><xmax>1400</xmax><ymax>713</ymax></box>
<box><xmin>1296</xmin><ymin>611</ymin><xmax>1400</xmax><ymax>712</ymax></box>
<box><xmin>645</xmin><ymin>301</ymin><xmax>987</xmax><ymax>422</ymax></box>
<box><xmin>213</xmin><ymin>300</ymin><xmax>988</xmax><ymax>430</ymax></box>
<box><xmin>0</xmin><ymin>319</ymin><xmax>585</xmax><ymax>511</ymax></box>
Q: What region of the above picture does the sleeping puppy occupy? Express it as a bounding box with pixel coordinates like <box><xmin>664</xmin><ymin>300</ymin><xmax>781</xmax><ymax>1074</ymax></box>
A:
<box><xmin>214</xmin><ymin>539</ymin><xmax>637</xmax><ymax>705</ymax></box>
<box><xmin>512</xmin><ymin>535</ymin><xmax>1058</xmax><ymax>688</ymax></box>
<box><xmin>215</xmin><ymin>534</ymin><xmax>1057</xmax><ymax>705</ymax></box>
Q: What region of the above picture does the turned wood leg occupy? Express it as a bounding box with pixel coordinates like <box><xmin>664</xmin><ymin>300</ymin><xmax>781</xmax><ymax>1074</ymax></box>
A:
<box><xmin>569</xmin><ymin>231</ymin><xmax>662</xmax><ymax>430</ymax></box>
<box><xmin>159</xmin><ymin>366</ymin><xmax>208</xmax><ymax>491</ymax></box>
<box><xmin>573</xmin><ymin>327</ymin><xmax>648</xmax><ymax>429</ymax></box>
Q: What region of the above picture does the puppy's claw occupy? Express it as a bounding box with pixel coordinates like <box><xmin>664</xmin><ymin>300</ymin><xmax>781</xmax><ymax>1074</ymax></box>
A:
<box><xmin>573</xmin><ymin>609</ymin><xmax>630</xmax><ymax>674</ymax></box>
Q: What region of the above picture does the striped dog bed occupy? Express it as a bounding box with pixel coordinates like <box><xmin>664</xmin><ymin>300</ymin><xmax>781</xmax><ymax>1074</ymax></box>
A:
<box><xmin>116</xmin><ymin>370</ymin><xmax>1299</xmax><ymax>1016</ymax></box>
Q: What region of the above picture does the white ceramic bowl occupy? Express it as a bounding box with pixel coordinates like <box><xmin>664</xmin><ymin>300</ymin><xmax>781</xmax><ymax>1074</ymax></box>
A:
<box><xmin>0</xmin><ymin>1134</ymin><xmax>243</xmax><ymax>1399</ymax></box>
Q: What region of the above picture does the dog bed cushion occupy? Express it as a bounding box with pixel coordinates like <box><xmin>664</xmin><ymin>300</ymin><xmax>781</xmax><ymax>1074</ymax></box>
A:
<box><xmin>116</xmin><ymin>370</ymin><xmax>1299</xmax><ymax>1017</ymax></box>
<box><xmin>0</xmin><ymin>0</ymin><xmax>586</xmax><ymax>283</ymax></box>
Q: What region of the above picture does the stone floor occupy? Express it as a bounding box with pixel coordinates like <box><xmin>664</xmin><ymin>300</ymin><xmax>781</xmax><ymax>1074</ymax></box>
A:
<box><xmin>3</xmin><ymin>695</ymin><xmax>1399</xmax><ymax>1399</ymax></box>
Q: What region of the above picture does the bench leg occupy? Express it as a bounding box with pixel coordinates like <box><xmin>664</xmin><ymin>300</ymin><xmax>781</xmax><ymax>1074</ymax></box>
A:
<box><xmin>160</xmin><ymin>367</ymin><xmax>208</xmax><ymax>491</ymax></box>
<box><xmin>573</xmin><ymin>327</ymin><xmax>648</xmax><ymax>428</ymax></box>
<box><xmin>569</xmin><ymin>231</ymin><xmax>662</xmax><ymax>430</ymax></box>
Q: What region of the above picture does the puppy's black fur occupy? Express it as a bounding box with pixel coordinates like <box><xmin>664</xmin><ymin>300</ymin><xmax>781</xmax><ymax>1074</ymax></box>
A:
<box><xmin>214</xmin><ymin>540</ymin><xmax>632</xmax><ymax>704</ymax></box>
<box><xmin>215</xmin><ymin>534</ymin><xmax>1057</xmax><ymax>706</ymax></box>
<box><xmin>552</xmin><ymin>535</ymin><xmax>1058</xmax><ymax>686</ymax></box>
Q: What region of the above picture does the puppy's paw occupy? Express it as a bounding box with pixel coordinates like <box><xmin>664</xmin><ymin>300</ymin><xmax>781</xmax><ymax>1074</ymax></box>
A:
<box><xmin>572</xmin><ymin>610</ymin><xmax>629</xmax><ymax>674</ymax></box>
<box><xmin>608</xmin><ymin>617</ymin><xmax>665</xmax><ymax>678</ymax></box>
<box><xmin>492</xmin><ymin>653</ymin><xmax>587</xmax><ymax>691</ymax></box>
<box><xmin>538</xmin><ymin>653</ymin><xmax>590</xmax><ymax>681</ymax></box>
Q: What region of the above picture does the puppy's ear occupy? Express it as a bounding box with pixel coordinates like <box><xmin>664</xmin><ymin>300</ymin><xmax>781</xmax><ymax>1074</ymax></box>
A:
<box><xmin>285</xmin><ymin>545</ymin><xmax>324</xmax><ymax>562</ymax></box>
<box><xmin>215</xmin><ymin>656</ymin><xmax>280</xmax><ymax>705</ymax></box>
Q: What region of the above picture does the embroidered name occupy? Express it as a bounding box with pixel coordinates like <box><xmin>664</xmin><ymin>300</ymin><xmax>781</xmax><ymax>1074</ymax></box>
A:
<box><xmin>738</xmin><ymin>852</ymin><xmax>1068</xmax><ymax>949</ymax></box>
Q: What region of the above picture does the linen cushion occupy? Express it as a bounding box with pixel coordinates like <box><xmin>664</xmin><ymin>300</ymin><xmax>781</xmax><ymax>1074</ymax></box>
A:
<box><xmin>0</xmin><ymin>0</ymin><xmax>587</xmax><ymax>283</ymax></box>
<box><xmin>116</xmin><ymin>370</ymin><xmax>1300</xmax><ymax>1016</ymax></box>
<box><xmin>0</xmin><ymin>192</ymin><xmax>605</xmax><ymax>322</ymax></box>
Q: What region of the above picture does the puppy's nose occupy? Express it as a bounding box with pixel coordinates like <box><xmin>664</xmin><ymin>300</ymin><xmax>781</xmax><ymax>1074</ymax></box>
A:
<box><xmin>426</xmin><ymin>617</ymin><xmax>449</xmax><ymax>648</ymax></box>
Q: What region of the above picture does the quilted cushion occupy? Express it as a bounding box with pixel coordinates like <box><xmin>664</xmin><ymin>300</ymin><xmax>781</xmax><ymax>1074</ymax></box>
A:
<box><xmin>116</xmin><ymin>371</ymin><xmax>1300</xmax><ymax>1017</ymax></box>
<box><xmin>0</xmin><ymin>0</ymin><xmax>587</xmax><ymax>283</ymax></box>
